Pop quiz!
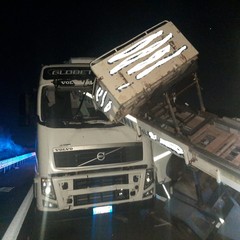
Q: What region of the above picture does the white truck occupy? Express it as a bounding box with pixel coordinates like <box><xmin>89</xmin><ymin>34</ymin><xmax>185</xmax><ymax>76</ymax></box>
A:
<box><xmin>34</xmin><ymin>58</ymin><xmax>155</xmax><ymax>214</ymax></box>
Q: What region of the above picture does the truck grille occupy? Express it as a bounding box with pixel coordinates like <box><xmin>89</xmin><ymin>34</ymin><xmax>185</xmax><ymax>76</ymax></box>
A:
<box><xmin>73</xmin><ymin>189</ymin><xmax>129</xmax><ymax>206</ymax></box>
<box><xmin>54</xmin><ymin>143</ymin><xmax>143</xmax><ymax>168</ymax></box>
<box><xmin>73</xmin><ymin>175</ymin><xmax>128</xmax><ymax>189</ymax></box>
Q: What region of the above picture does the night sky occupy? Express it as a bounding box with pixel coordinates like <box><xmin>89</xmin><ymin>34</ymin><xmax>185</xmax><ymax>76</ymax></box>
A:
<box><xmin>0</xmin><ymin>0</ymin><xmax>240</xmax><ymax>146</ymax></box>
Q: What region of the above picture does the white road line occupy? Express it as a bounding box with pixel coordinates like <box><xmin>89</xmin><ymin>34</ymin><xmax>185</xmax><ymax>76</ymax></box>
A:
<box><xmin>2</xmin><ymin>185</ymin><xmax>33</xmax><ymax>240</ymax></box>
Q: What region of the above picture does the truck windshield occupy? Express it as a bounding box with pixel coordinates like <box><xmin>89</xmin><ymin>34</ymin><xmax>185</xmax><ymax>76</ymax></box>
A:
<box><xmin>41</xmin><ymin>86</ymin><xmax>111</xmax><ymax>127</ymax></box>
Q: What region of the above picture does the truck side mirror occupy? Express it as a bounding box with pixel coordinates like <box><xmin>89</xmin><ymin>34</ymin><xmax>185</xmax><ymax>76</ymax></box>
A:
<box><xmin>19</xmin><ymin>90</ymin><xmax>37</xmax><ymax>126</ymax></box>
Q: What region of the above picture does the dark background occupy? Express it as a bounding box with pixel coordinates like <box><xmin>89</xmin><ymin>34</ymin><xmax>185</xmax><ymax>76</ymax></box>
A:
<box><xmin>0</xmin><ymin>0</ymin><xmax>239</xmax><ymax>147</ymax></box>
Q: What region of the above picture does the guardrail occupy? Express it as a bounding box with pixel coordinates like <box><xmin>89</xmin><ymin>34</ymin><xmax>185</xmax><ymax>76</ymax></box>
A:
<box><xmin>0</xmin><ymin>152</ymin><xmax>36</xmax><ymax>173</ymax></box>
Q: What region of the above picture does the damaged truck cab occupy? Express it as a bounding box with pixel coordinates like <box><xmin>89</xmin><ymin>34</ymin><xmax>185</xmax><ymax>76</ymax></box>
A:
<box><xmin>34</xmin><ymin>58</ymin><xmax>155</xmax><ymax>214</ymax></box>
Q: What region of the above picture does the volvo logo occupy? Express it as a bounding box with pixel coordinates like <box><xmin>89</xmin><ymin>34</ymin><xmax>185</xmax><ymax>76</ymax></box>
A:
<box><xmin>97</xmin><ymin>152</ymin><xmax>106</xmax><ymax>161</ymax></box>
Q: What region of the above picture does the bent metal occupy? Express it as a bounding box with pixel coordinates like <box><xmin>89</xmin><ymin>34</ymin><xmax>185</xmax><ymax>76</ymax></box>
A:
<box><xmin>139</xmin><ymin>126</ymin><xmax>184</xmax><ymax>157</ymax></box>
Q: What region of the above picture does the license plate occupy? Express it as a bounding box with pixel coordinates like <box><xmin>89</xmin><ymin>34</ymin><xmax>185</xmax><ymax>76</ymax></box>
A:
<box><xmin>93</xmin><ymin>205</ymin><xmax>113</xmax><ymax>215</ymax></box>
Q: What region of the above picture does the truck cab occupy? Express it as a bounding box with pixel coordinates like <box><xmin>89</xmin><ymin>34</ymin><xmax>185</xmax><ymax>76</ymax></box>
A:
<box><xmin>34</xmin><ymin>59</ymin><xmax>155</xmax><ymax>214</ymax></box>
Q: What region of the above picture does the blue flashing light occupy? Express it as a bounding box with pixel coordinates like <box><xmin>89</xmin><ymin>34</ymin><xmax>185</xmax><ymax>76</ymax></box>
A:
<box><xmin>0</xmin><ymin>132</ymin><xmax>26</xmax><ymax>160</ymax></box>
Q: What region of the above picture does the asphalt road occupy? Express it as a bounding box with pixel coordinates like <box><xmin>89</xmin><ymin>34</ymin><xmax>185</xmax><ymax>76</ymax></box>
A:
<box><xmin>0</xmin><ymin>156</ymin><xmax>36</xmax><ymax>239</ymax></box>
<box><xmin>0</xmin><ymin>156</ymin><xmax>199</xmax><ymax>240</ymax></box>
<box><xmin>18</xmin><ymin>199</ymin><xmax>189</xmax><ymax>240</ymax></box>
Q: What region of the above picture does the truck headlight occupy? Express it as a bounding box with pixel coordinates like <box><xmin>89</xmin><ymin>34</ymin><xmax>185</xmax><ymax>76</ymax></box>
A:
<box><xmin>144</xmin><ymin>169</ymin><xmax>154</xmax><ymax>190</ymax></box>
<box><xmin>41</xmin><ymin>178</ymin><xmax>56</xmax><ymax>200</ymax></box>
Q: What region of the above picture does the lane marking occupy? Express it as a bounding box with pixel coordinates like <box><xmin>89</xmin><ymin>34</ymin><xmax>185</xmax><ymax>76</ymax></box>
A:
<box><xmin>2</xmin><ymin>185</ymin><xmax>33</xmax><ymax>240</ymax></box>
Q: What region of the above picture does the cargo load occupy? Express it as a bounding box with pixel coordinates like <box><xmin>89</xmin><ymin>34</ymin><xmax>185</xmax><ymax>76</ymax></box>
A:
<box><xmin>90</xmin><ymin>20</ymin><xmax>198</xmax><ymax>122</ymax></box>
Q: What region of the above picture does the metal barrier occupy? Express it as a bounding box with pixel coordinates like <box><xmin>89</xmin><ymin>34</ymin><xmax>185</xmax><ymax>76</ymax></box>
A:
<box><xmin>0</xmin><ymin>152</ymin><xmax>36</xmax><ymax>173</ymax></box>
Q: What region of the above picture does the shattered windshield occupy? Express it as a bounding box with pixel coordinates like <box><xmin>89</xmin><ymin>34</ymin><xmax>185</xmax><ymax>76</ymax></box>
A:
<box><xmin>41</xmin><ymin>86</ymin><xmax>111</xmax><ymax>127</ymax></box>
